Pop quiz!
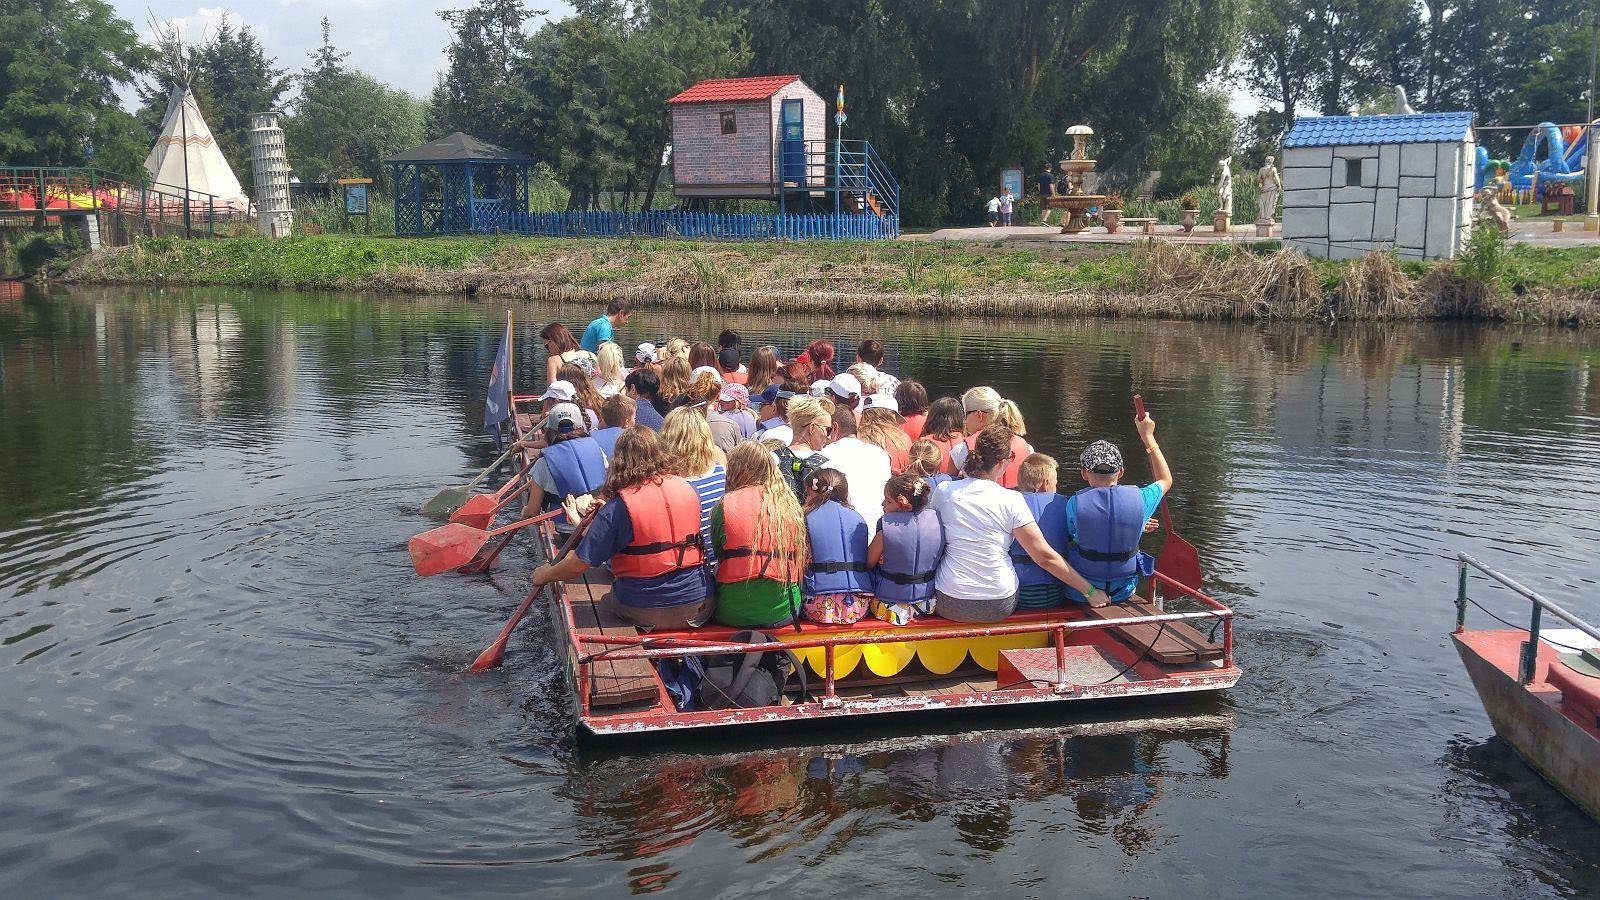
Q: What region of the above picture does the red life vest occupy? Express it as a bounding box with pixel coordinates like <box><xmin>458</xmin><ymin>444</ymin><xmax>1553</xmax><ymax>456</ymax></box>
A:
<box><xmin>962</xmin><ymin>432</ymin><xmax>1030</xmax><ymax>488</ymax></box>
<box><xmin>716</xmin><ymin>486</ymin><xmax>800</xmax><ymax>584</ymax></box>
<box><xmin>610</xmin><ymin>475</ymin><xmax>706</xmax><ymax>578</ymax></box>
<box><xmin>928</xmin><ymin>435</ymin><xmax>962</xmax><ymax>475</ymax></box>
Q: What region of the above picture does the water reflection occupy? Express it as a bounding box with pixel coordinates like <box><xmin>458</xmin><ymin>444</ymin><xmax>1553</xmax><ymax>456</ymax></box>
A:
<box><xmin>3</xmin><ymin>283</ymin><xmax>1600</xmax><ymax>895</ymax></box>
<box><xmin>562</xmin><ymin>712</ymin><xmax>1232</xmax><ymax>893</ymax></box>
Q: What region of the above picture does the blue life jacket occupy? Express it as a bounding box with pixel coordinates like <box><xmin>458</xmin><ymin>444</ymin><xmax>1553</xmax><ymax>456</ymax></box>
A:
<box><xmin>1010</xmin><ymin>492</ymin><xmax>1069</xmax><ymax>587</ymax></box>
<box><xmin>1068</xmin><ymin>485</ymin><xmax>1146</xmax><ymax>584</ymax></box>
<box><xmin>875</xmin><ymin>508</ymin><xmax>944</xmax><ymax>603</ymax></box>
<box><xmin>925</xmin><ymin>472</ymin><xmax>953</xmax><ymax>491</ymax></box>
<box><xmin>542</xmin><ymin>436</ymin><xmax>607</xmax><ymax>510</ymax></box>
<box><xmin>591</xmin><ymin>426</ymin><xmax>623</xmax><ymax>458</ymax></box>
<box><xmin>804</xmin><ymin>501</ymin><xmax>872</xmax><ymax>595</ymax></box>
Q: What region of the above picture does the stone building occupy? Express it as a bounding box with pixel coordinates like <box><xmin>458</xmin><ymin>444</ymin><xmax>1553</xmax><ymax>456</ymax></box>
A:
<box><xmin>1281</xmin><ymin>112</ymin><xmax>1475</xmax><ymax>261</ymax></box>
<box><xmin>667</xmin><ymin>75</ymin><xmax>826</xmax><ymax>200</ymax></box>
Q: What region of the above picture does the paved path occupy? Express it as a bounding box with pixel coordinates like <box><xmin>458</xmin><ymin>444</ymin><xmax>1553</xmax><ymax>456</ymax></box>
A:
<box><xmin>910</xmin><ymin>219</ymin><xmax>1600</xmax><ymax>249</ymax></box>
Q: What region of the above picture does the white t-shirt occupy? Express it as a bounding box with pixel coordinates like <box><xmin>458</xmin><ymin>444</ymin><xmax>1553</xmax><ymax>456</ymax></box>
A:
<box><xmin>820</xmin><ymin>437</ymin><xmax>892</xmax><ymax>538</ymax></box>
<box><xmin>931</xmin><ymin>477</ymin><xmax>1036</xmax><ymax>600</ymax></box>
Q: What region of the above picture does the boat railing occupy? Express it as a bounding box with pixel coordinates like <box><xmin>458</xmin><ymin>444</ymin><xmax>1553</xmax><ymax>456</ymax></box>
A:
<box><xmin>1456</xmin><ymin>552</ymin><xmax>1600</xmax><ymax>684</ymax></box>
<box><xmin>545</xmin><ymin>511</ymin><xmax>1234</xmax><ymax>710</ymax></box>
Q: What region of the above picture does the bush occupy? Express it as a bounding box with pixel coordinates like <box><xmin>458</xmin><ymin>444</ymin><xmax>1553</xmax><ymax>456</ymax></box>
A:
<box><xmin>1457</xmin><ymin>224</ymin><xmax>1508</xmax><ymax>286</ymax></box>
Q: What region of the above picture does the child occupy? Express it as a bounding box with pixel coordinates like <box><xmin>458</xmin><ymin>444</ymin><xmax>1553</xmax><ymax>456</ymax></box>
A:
<box><xmin>592</xmin><ymin>394</ymin><xmax>634</xmax><ymax>457</ymax></box>
<box><xmin>711</xmin><ymin>443</ymin><xmax>806</xmax><ymax>628</ymax></box>
<box><xmin>1066</xmin><ymin>414</ymin><xmax>1173</xmax><ymax>605</ymax></box>
<box><xmin>801</xmin><ymin>469</ymin><xmax>873</xmax><ymax>624</ymax></box>
<box><xmin>905</xmin><ymin>439</ymin><xmax>953</xmax><ymax>490</ymax></box>
<box><xmin>867</xmin><ymin>473</ymin><xmax>943</xmax><ymax>625</ymax></box>
<box><xmin>1010</xmin><ymin>453</ymin><xmax>1070</xmax><ymax>610</ymax></box>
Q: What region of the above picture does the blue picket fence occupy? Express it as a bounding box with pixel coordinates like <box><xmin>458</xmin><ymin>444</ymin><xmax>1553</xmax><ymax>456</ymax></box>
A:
<box><xmin>463</xmin><ymin>208</ymin><xmax>899</xmax><ymax>241</ymax></box>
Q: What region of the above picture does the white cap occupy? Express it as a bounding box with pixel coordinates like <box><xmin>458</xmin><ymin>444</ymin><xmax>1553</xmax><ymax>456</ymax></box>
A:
<box><xmin>863</xmin><ymin>393</ymin><xmax>899</xmax><ymax>413</ymax></box>
<box><xmin>547</xmin><ymin>402</ymin><xmax>584</xmax><ymax>432</ymax></box>
<box><xmin>760</xmin><ymin>424</ymin><xmax>794</xmax><ymax>444</ymax></box>
<box><xmin>689</xmin><ymin>365</ymin><xmax>723</xmax><ymax>383</ymax></box>
<box><xmin>636</xmin><ymin>342</ymin><xmax>659</xmax><ymax>364</ymax></box>
<box><xmin>539</xmin><ymin>380</ymin><xmax>577</xmax><ymax>402</ymax></box>
<box><xmin>828</xmin><ymin>373</ymin><xmax>862</xmax><ymax>398</ymax></box>
<box><xmin>809</xmin><ymin>379</ymin><xmax>831</xmax><ymax>397</ymax></box>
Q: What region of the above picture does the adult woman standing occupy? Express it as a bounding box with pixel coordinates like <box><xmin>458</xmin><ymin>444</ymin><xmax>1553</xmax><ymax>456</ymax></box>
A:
<box><xmin>930</xmin><ymin>425</ymin><xmax>1101</xmax><ymax>623</ymax></box>
<box><xmin>532</xmin><ymin>428</ymin><xmax>713</xmax><ymax>630</ymax></box>
<box><xmin>541</xmin><ymin>323</ymin><xmax>597</xmax><ymax>384</ymax></box>
<box><xmin>660</xmin><ymin>407</ymin><xmax>727</xmax><ymax>559</ymax></box>
<box><xmin>711</xmin><ymin>443</ymin><xmax>807</xmax><ymax>628</ymax></box>
<box><xmin>951</xmin><ymin>386</ymin><xmax>1032</xmax><ymax>487</ymax></box>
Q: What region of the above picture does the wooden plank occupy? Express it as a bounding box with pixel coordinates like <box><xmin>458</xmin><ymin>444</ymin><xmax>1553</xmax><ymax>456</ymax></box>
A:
<box><xmin>565</xmin><ymin>578</ymin><xmax>662</xmax><ymax>709</ymax></box>
<box><xmin>1078</xmin><ymin>600</ymin><xmax>1224</xmax><ymax>665</ymax></box>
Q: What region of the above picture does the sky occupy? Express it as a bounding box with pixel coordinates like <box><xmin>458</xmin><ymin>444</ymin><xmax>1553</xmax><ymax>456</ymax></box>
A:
<box><xmin>113</xmin><ymin>1</ymin><xmax>1259</xmax><ymax>115</ymax></box>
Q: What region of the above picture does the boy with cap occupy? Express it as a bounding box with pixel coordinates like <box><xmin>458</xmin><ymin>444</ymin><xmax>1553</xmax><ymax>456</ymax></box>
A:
<box><xmin>755</xmin><ymin>383</ymin><xmax>795</xmax><ymax>432</ymax></box>
<box><xmin>522</xmin><ymin>402</ymin><xmax>608</xmax><ymax>530</ymax></box>
<box><xmin>1065</xmin><ymin>414</ymin><xmax>1172</xmax><ymax>605</ymax></box>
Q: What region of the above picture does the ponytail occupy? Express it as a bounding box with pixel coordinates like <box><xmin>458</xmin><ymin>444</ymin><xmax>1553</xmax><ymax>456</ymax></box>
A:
<box><xmin>995</xmin><ymin>399</ymin><xmax>1027</xmax><ymax>437</ymax></box>
<box><xmin>886</xmin><ymin>472</ymin><xmax>931</xmax><ymax>513</ymax></box>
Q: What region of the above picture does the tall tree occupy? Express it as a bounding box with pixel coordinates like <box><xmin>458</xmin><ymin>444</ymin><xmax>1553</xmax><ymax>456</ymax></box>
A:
<box><xmin>285</xmin><ymin>19</ymin><xmax>426</xmax><ymax>187</ymax></box>
<box><xmin>434</xmin><ymin>0</ymin><xmax>530</xmax><ymax>147</ymax></box>
<box><xmin>197</xmin><ymin>20</ymin><xmax>291</xmax><ymax>178</ymax></box>
<box><xmin>0</xmin><ymin>0</ymin><xmax>151</xmax><ymax>174</ymax></box>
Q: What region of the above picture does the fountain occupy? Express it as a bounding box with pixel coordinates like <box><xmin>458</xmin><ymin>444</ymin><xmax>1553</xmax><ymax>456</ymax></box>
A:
<box><xmin>1042</xmin><ymin>124</ymin><xmax>1107</xmax><ymax>234</ymax></box>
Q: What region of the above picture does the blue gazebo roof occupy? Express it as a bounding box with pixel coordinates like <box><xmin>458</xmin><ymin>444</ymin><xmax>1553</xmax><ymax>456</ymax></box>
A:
<box><xmin>1284</xmin><ymin>112</ymin><xmax>1474</xmax><ymax>148</ymax></box>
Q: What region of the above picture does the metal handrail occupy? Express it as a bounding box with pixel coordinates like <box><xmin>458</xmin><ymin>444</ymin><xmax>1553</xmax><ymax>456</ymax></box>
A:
<box><xmin>1456</xmin><ymin>552</ymin><xmax>1600</xmax><ymax>683</ymax></box>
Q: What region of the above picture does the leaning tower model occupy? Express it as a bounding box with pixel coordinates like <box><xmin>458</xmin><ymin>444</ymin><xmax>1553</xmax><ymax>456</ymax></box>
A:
<box><xmin>249</xmin><ymin>112</ymin><xmax>293</xmax><ymax>239</ymax></box>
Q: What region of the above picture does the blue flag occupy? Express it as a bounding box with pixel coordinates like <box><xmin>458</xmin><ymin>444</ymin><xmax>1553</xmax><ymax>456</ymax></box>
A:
<box><xmin>483</xmin><ymin>313</ymin><xmax>513</xmax><ymax>432</ymax></box>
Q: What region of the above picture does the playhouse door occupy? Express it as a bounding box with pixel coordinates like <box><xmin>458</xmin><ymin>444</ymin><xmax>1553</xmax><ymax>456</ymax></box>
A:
<box><xmin>781</xmin><ymin>99</ymin><xmax>805</xmax><ymax>186</ymax></box>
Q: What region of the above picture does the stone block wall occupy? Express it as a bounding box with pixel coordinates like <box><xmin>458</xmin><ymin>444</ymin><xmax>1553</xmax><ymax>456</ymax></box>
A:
<box><xmin>1282</xmin><ymin>139</ymin><xmax>1473</xmax><ymax>261</ymax></box>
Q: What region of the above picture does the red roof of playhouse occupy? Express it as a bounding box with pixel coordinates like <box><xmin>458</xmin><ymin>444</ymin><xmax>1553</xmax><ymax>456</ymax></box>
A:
<box><xmin>667</xmin><ymin>75</ymin><xmax>801</xmax><ymax>104</ymax></box>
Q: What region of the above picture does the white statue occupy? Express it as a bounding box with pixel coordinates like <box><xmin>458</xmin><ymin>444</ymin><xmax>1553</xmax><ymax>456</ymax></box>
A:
<box><xmin>1257</xmin><ymin>156</ymin><xmax>1282</xmax><ymax>225</ymax></box>
<box><xmin>1216</xmin><ymin>157</ymin><xmax>1233</xmax><ymax>220</ymax></box>
<box><xmin>1394</xmin><ymin>85</ymin><xmax>1415</xmax><ymax>115</ymax></box>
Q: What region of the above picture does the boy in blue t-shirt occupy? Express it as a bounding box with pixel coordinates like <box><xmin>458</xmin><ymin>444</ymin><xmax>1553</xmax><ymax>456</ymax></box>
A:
<box><xmin>1064</xmin><ymin>414</ymin><xmax>1172</xmax><ymax>605</ymax></box>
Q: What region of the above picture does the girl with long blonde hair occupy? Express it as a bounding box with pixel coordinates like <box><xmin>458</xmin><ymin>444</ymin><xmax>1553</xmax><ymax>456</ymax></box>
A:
<box><xmin>745</xmin><ymin>346</ymin><xmax>781</xmax><ymax>395</ymax></box>
<box><xmin>592</xmin><ymin>341</ymin><xmax>626</xmax><ymax>397</ymax></box>
<box><xmin>859</xmin><ymin>406</ymin><xmax>911</xmax><ymax>474</ymax></box>
<box><xmin>658</xmin><ymin>356</ymin><xmax>691</xmax><ymax>406</ymax></box>
<box><xmin>710</xmin><ymin>443</ymin><xmax>808</xmax><ymax>627</ymax></box>
<box><xmin>660</xmin><ymin>407</ymin><xmax>727</xmax><ymax>558</ymax></box>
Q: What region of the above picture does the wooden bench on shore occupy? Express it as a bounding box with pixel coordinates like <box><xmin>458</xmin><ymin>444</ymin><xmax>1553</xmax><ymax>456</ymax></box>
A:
<box><xmin>1120</xmin><ymin>217</ymin><xmax>1158</xmax><ymax>235</ymax></box>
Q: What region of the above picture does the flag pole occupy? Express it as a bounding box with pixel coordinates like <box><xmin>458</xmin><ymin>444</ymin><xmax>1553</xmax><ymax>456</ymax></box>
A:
<box><xmin>505</xmin><ymin>308</ymin><xmax>515</xmax><ymax>447</ymax></box>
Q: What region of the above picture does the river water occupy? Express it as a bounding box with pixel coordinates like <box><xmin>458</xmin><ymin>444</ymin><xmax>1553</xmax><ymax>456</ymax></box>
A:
<box><xmin>3</xmin><ymin>284</ymin><xmax>1600</xmax><ymax>897</ymax></box>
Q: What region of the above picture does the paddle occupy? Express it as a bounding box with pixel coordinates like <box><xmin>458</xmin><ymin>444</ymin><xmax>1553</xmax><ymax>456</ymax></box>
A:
<box><xmin>469</xmin><ymin>506</ymin><xmax>599</xmax><ymax>671</ymax></box>
<box><xmin>420</xmin><ymin>446</ymin><xmax>518</xmax><ymax>519</ymax></box>
<box><xmin>408</xmin><ymin>508</ymin><xmax>563</xmax><ymax>576</ymax></box>
<box><xmin>1133</xmin><ymin>394</ymin><xmax>1204</xmax><ymax>598</ymax></box>
<box><xmin>450</xmin><ymin>458</ymin><xmax>535</xmax><ymax>530</ymax></box>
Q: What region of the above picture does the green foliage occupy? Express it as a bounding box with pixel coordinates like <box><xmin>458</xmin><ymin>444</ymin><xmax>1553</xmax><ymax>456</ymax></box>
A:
<box><xmin>1457</xmin><ymin>225</ymin><xmax>1508</xmax><ymax>286</ymax></box>
<box><xmin>284</xmin><ymin>19</ymin><xmax>428</xmax><ymax>189</ymax></box>
<box><xmin>0</xmin><ymin>0</ymin><xmax>152</xmax><ymax>174</ymax></box>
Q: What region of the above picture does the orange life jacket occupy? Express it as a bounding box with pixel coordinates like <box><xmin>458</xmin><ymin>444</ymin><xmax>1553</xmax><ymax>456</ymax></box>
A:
<box><xmin>610</xmin><ymin>475</ymin><xmax>706</xmax><ymax>578</ymax></box>
<box><xmin>928</xmin><ymin>435</ymin><xmax>962</xmax><ymax>476</ymax></box>
<box><xmin>963</xmin><ymin>432</ymin><xmax>1030</xmax><ymax>488</ymax></box>
<box><xmin>715</xmin><ymin>486</ymin><xmax>801</xmax><ymax>584</ymax></box>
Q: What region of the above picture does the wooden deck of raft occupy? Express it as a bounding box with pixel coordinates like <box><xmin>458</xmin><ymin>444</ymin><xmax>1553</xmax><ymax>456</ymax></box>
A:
<box><xmin>560</xmin><ymin>577</ymin><xmax>1224</xmax><ymax>710</ymax></box>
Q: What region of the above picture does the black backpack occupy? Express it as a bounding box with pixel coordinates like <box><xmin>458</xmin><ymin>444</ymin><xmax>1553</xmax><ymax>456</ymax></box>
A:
<box><xmin>695</xmin><ymin>631</ymin><xmax>808</xmax><ymax>710</ymax></box>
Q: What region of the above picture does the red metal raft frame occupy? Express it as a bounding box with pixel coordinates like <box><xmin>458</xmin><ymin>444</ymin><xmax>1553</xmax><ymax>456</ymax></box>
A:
<box><xmin>530</xmin><ymin>519</ymin><xmax>1241</xmax><ymax>737</ymax></box>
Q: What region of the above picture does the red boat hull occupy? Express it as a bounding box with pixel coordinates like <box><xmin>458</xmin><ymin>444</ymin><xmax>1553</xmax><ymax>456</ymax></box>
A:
<box><xmin>1453</xmin><ymin>630</ymin><xmax>1600</xmax><ymax>821</ymax></box>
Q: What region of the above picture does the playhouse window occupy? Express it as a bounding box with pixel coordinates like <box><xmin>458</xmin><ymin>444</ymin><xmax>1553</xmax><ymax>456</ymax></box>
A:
<box><xmin>1343</xmin><ymin>157</ymin><xmax>1363</xmax><ymax>187</ymax></box>
<box><xmin>720</xmin><ymin>111</ymin><xmax>737</xmax><ymax>134</ymax></box>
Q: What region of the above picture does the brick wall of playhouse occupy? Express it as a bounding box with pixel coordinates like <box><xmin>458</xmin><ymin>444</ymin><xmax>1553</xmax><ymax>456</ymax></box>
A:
<box><xmin>769</xmin><ymin>81</ymin><xmax>827</xmax><ymax>189</ymax></box>
<box><xmin>671</xmin><ymin>81</ymin><xmax>825</xmax><ymax>197</ymax></box>
<box><xmin>1282</xmin><ymin>140</ymin><xmax>1474</xmax><ymax>261</ymax></box>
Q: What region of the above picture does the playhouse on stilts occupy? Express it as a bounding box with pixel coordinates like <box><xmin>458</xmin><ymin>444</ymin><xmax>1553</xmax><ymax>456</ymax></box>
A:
<box><xmin>389</xmin><ymin>75</ymin><xmax>898</xmax><ymax>240</ymax></box>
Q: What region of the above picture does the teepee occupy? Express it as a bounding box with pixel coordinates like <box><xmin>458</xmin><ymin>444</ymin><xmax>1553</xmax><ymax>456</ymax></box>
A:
<box><xmin>144</xmin><ymin>84</ymin><xmax>250</xmax><ymax>209</ymax></box>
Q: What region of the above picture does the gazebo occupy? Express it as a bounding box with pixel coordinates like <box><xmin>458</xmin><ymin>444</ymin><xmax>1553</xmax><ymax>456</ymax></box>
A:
<box><xmin>387</xmin><ymin>132</ymin><xmax>535</xmax><ymax>235</ymax></box>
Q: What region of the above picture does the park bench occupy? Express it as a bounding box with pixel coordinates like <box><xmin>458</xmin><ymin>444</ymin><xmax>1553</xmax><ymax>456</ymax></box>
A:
<box><xmin>1121</xmin><ymin>217</ymin><xmax>1158</xmax><ymax>235</ymax></box>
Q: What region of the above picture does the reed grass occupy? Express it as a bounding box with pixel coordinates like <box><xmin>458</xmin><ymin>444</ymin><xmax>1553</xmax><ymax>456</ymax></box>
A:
<box><xmin>63</xmin><ymin>232</ymin><xmax>1600</xmax><ymax>325</ymax></box>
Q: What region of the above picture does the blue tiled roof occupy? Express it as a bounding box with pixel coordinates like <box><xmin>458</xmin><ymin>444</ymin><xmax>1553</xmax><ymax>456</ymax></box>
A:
<box><xmin>1283</xmin><ymin>112</ymin><xmax>1474</xmax><ymax>148</ymax></box>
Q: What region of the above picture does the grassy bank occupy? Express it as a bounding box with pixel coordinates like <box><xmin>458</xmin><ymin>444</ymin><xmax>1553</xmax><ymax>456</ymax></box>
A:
<box><xmin>62</xmin><ymin>232</ymin><xmax>1600</xmax><ymax>324</ymax></box>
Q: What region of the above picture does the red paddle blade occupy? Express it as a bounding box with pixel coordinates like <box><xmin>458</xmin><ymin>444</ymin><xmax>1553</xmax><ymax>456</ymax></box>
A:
<box><xmin>408</xmin><ymin>523</ymin><xmax>492</xmax><ymax>576</ymax></box>
<box><xmin>469</xmin><ymin>640</ymin><xmax>507</xmax><ymax>671</ymax></box>
<box><xmin>1157</xmin><ymin>532</ymin><xmax>1204</xmax><ymax>600</ymax></box>
<box><xmin>449</xmin><ymin>493</ymin><xmax>501</xmax><ymax>530</ymax></box>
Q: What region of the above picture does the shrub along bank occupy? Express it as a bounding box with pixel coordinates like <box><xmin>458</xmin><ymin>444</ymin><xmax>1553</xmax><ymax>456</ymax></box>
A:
<box><xmin>62</xmin><ymin>231</ymin><xmax>1600</xmax><ymax>325</ymax></box>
